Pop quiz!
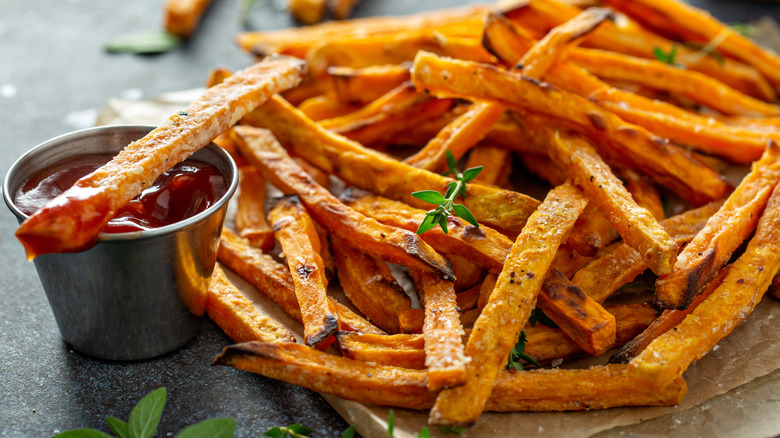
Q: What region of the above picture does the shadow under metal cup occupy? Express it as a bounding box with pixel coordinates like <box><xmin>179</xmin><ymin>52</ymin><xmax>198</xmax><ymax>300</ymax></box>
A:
<box><xmin>3</xmin><ymin>125</ymin><xmax>238</xmax><ymax>360</ymax></box>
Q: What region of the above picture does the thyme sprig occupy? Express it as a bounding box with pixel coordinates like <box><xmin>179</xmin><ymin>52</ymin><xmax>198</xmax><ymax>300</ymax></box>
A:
<box><xmin>506</xmin><ymin>330</ymin><xmax>540</xmax><ymax>370</ymax></box>
<box><xmin>413</xmin><ymin>151</ymin><xmax>483</xmax><ymax>234</ymax></box>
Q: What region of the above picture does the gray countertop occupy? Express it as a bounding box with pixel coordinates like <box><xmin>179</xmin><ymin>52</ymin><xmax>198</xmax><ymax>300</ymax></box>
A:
<box><xmin>1</xmin><ymin>1</ymin><xmax>779</xmax><ymax>437</ymax></box>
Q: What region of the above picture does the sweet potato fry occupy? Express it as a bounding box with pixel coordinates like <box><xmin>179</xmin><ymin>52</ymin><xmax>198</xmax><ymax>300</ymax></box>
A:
<box><xmin>297</xmin><ymin>95</ymin><xmax>360</xmax><ymax>121</ymax></box>
<box><xmin>319</xmin><ymin>83</ymin><xmax>456</xmax><ymax>146</ymax></box>
<box><xmin>411</xmin><ymin>270</ymin><xmax>467</xmax><ymax>391</ymax></box>
<box><xmin>569</xmin><ymin>48</ymin><xmax>780</xmax><ymax>117</ymax></box>
<box><xmin>565</xmin><ymin>203</ymin><xmax>618</xmax><ymax>257</ymax></box>
<box><xmin>327</xmin><ymin>64</ymin><xmax>410</xmax><ymax>105</ymax></box>
<box><xmin>164</xmin><ymin>0</ymin><xmax>213</xmax><ymax>37</ymax></box>
<box><xmin>623</xmin><ymin>169</ymin><xmax>664</xmax><ymax>221</ymax></box>
<box><xmin>214</xmin><ymin>342</ymin><xmax>685</xmax><ymax>411</ymax></box>
<box><xmin>398</xmin><ymin>309</ymin><xmax>424</xmax><ymax>334</ymax></box>
<box><xmin>465</xmin><ymin>145</ymin><xmax>513</xmax><ymax>188</ymax></box>
<box><xmin>15</xmin><ymin>56</ymin><xmax>306</xmax><ymax>259</ymax></box>
<box><xmin>337</xmin><ymin>303</ymin><xmax>658</xmax><ymax>369</ymax></box>
<box><xmin>404</xmin><ymin>102</ymin><xmax>507</xmax><ymax>173</ymax></box>
<box><xmin>218</xmin><ymin>228</ymin><xmax>383</xmax><ymax>334</ymax></box>
<box><xmin>448</xmin><ymin>254</ymin><xmax>485</xmax><ymax>292</ymax></box>
<box><xmin>268</xmin><ymin>196</ymin><xmax>336</xmax><ymax>347</ymax></box>
<box><xmin>502</xmin><ymin>0</ymin><xmax>775</xmax><ymax>101</ymax></box>
<box><xmin>288</xmin><ymin>0</ymin><xmax>327</xmax><ymax>25</ymax></box>
<box><xmin>331</xmin><ymin>236</ymin><xmax>411</xmax><ymax>334</ymax></box>
<box><xmin>655</xmin><ymin>141</ymin><xmax>780</xmax><ymax>309</ymax></box>
<box><xmin>544</xmin><ymin>129</ymin><xmax>678</xmax><ymax>275</ymax></box>
<box><xmin>537</xmin><ymin>270</ymin><xmax>616</xmax><ymax>356</ymax></box>
<box><xmin>431</xmin><ymin>183</ymin><xmax>588</xmax><ymax>427</ymax></box>
<box><xmin>242</xmin><ymin>95</ymin><xmax>540</xmax><ymax>234</ymax></box>
<box><xmin>456</xmin><ymin>283</ymin><xmax>482</xmax><ymax>311</ymax></box>
<box><xmin>329</xmin><ymin>0</ymin><xmax>362</xmax><ymax>20</ymax></box>
<box><xmin>629</xmin><ymin>180</ymin><xmax>780</xmax><ymax>388</ymax></box>
<box><xmin>572</xmin><ymin>202</ymin><xmax>721</xmax><ymax>303</ymax></box>
<box><xmin>231</xmin><ymin>126</ymin><xmax>455</xmax><ymax>280</ymax></box>
<box><xmin>236</xmin><ymin>5</ymin><xmax>487</xmax><ymax>58</ymax></box>
<box><xmin>602</xmin><ymin>0</ymin><xmax>780</xmax><ymax>95</ymax></box>
<box><xmin>484</xmin><ymin>12</ymin><xmax>776</xmax><ymax>164</ymax></box>
<box><xmin>411</xmin><ymin>51</ymin><xmax>729</xmax><ymax>205</ymax></box>
<box><xmin>341</xmin><ymin>188</ymin><xmax>513</xmax><ymax>273</ymax></box>
<box><xmin>518</xmin><ymin>7</ymin><xmax>613</xmax><ymax>79</ymax></box>
<box><xmin>207</xmin><ymin>265</ymin><xmax>296</xmax><ymax>344</ymax></box>
<box><xmin>235</xmin><ymin>166</ymin><xmax>274</xmax><ymax>252</ymax></box>
<box><xmin>610</xmin><ymin>267</ymin><xmax>729</xmax><ymax>364</ymax></box>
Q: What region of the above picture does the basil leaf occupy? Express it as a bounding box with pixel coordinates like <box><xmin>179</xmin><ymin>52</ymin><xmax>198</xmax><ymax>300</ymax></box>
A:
<box><xmin>128</xmin><ymin>387</ymin><xmax>167</xmax><ymax>438</ymax></box>
<box><xmin>341</xmin><ymin>424</ymin><xmax>357</xmax><ymax>438</ymax></box>
<box><xmin>106</xmin><ymin>417</ymin><xmax>129</xmax><ymax>438</ymax></box>
<box><xmin>105</xmin><ymin>32</ymin><xmax>182</xmax><ymax>54</ymax></box>
<box><xmin>53</xmin><ymin>430</ymin><xmax>113</xmax><ymax>438</ymax></box>
<box><xmin>177</xmin><ymin>418</ymin><xmax>236</xmax><ymax>438</ymax></box>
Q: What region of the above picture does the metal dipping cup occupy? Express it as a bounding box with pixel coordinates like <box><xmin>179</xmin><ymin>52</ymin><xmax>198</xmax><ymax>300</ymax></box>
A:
<box><xmin>3</xmin><ymin>125</ymin><xmax>238</xmax><ymax>360</ymax></box>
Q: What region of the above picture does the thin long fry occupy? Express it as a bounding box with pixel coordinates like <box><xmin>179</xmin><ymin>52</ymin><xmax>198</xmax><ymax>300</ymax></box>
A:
<box><xmin>431</xmin><ymin>183</ymin><xmax>588</xmax><ymax>427</ymax></box>
<box><xmin>269</xmin><ymin>196</ymin><xmax>336</xmax><ymax>347</ymax></box>
<box><xmin>411</xmin><ymin>51</ymin><xmax>729</xmax><ymax>205</ymax></box>
<box><xmin>207</xmin><ymin>265</ymin><xmax>296</xmax><ymax>344</ymax></box>
<box><xmin>214</xmin><ymin>342</ymin><xmax>686</xmax><ymax>411</ymax></box>
<box><xmin>331</xmin><ymin>236</ymin><xmax>411</xmax><ymax>334</ymax></box>
<box><xmin>236</xmin><ymin>5</ymin><xmax>487</xmax><ymax>57</ymax></box>
<box><xmin>623</xmin><ymin>169</ymin><xmax>664</xmax><ymax>221</ymax></box>
<box><xmin>218</xmin><ymin>228</ymin><xmax>384</xmax><ymax>335</ymax></box>
<box><xmin>243</xmin><ymin>95</ymin><xmax>540</xmax><ymax>234</ymax></box>
<box><xmin>411</xmin><ymin>270</ymin><xmax>467</xmax><ymax>391</ymax></box>
<box><xmin>655</xmin><ymin>141</ymin><xmax>780</xmax><ymax>309</ymax></box>
<box><xmin>448</xmin><ymin>254</ymin><xmax>485</xmax><ymax>292</ymax></box>
<box><xmin>231</xmin><ymin>126</ymin><xmax>455</xmax><ymax>280</ymax></box>
<box><xmin>465</xmin><ymin>145</ymin><xmax>513</xmax><ymax>188</ymax></box>
<box><xmin>610</xmin><ymin>267</ymin><xmax>729</xmax><ymax>364</ymax></box>
<box><xmin>235</xmin><ymin>166</ymin><xmax>274</xmax><ymax>252</ymax></box>
<box><xmin>502</xmin><ymin>0</ymin><xmax>775</xmax><ymax>101</ymax></box>
<box><xmin>602</xmin><ymin>0</ymin><xmax>780</xmax><ymax>95</ymax></box>
<box><xmin>337</xmin><ymin>303</ymin><xmax>658</xmax><ymax>369</ymax></box>
<box><xmin>15</xmin><ymin>56</ymin><xmax>306</xmax><ymax>259</ymax></box>
<box><xmin>297</xmin><ymin>95</ymin><xmax>360</xmax><ymax>121</ymax></box>
<box><xmin>569</xmin><ymin>48</ymin><xmax>780</xmax><ymax>117</ymax></box>
<box><xmin>164</xmin><ymin>0</ymin><xmax>213</xmax><ymax>37</ymax></box>
<box><xmin>629</xmin><ymin>180</ymin><xmax>780</xmax><ymax>388</ymax></box>
<box><xmin>329</xmin><ymin>0</ymin><xmax>362</xmax><ymax>20</ymax></box>
<box><xmin>544</xmin><ymin>129</ymin><xmax>678</xmax><ymax>275</ymax></box>
<box><xmin>327</xmin><ymin>64</ymin><xmax>411</xmax><ymax>105</ymax></box>
<box><xmin>404</xmin><ymin>102</ymin><xmax>507</xmax><ymax>173</ymax></box>
<box><xmin>572</xmin><ymin>202</ymin><xmax>720</xmax><ymax>303</ymax></box>
<box><xmin>566</xmin><ymin>203</ymin><xmax>618</xmax><ymax>257</ymax></box>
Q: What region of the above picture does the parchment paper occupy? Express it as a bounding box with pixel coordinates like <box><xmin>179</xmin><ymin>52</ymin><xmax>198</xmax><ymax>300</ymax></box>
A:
<box><xmin>97</xmin><ymin>20</ymin><xmax>780</xmax><ymax>434</ymax></box>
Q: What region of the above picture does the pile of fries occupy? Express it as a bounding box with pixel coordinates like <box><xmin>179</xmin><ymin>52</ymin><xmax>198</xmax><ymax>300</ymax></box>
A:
<box><xmin>16</xmin><ymin>0</ymin><xmax>780</xmax><ymax>431</ymax></box>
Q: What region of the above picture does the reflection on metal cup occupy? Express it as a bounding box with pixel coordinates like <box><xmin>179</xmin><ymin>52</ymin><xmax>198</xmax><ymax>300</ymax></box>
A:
<box><xmin>3</xmin><ymin>125</ymin><xmax>238</xmax><ymax>360</ymax></box>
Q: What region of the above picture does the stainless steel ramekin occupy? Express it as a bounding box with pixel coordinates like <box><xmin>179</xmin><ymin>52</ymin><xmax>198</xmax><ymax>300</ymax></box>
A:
<box><xmin>3</xmin><ymin>125</ymin><xmax>238</xmax><ymax>360</ymax></box>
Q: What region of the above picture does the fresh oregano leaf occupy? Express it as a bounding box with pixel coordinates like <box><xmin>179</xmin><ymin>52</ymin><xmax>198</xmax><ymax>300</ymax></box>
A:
<box><xmin>461</xmin><ymin>166</ymin><xmax>483</xmax><ymax>182</ymax></box>
<box><xmin>128</xmin><ymin>387</ymin><xmax>167</xmax><ymax>438</ymax></box>
<box><xmin>452</xmin><ymin>204</ymin><xmax>479</xmax><ymax>227</ymax></box>
<box><xmin>441</xmin><ymin>425</ymin><xmax>468</xmax><ymax>435</ymax></box>
<box><xmin>105</xmin><ymin>32</ymin><xmax>182</xmax><ymax>54</ymax></box>
<box><xmin>177</xmin><ymin>417</ymin><xmax>236</xmax><ymax>438</ymax></box>
<box><xmin>387</xmin><ymin>409</ymin><xmax>395</xmax><ymax>437</ymax></box>
<box><xmin>341</xmin><ymin>424</ymin><xmax>357</xmax><ymax>438</ymax></box>
<box><xmin>105</xmin><ymin>417</ymin><xmax>129</xmax><ymax>438</ymax></box>
<box><xmin>412</xmin><ymin>190</ymin><xmax>446</xmax><ymax>205</ymax></box>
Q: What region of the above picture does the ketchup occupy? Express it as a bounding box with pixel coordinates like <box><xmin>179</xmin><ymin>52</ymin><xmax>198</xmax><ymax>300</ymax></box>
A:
<box><xmin>15</xmin><ymin>154</ymin><xmax>227</xmax><ymax>233</ymax></box>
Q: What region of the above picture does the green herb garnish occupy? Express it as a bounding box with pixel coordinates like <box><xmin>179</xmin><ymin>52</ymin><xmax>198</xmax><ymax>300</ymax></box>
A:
<box><xmin>105</xmin><ymin>32</ymin><xmax>182</xmax><ymax>54</ymax></box>
<box><xmin>413</xmin><ymin>151</ymin><xmax>482</xmax><ymax>234</ymax></box>
<box><xmin>264</xmin><ymin>423</ymin><xmax>313</xmax><ymax>438</ymax></box>
<box><xmin>529</xmin><ymin>308</ymin><xmax>558</xmax><ymax>328</ymax></box>
<box><xmin>54</xmin><ymin>388</ymin><xmax>235</xmax><ymax>438</ymax></box>
<box><xmin>441</xmin><ymin>425</ymin><xmax>468</xmax><ymax>435</ymax></box>
<box><xmin>506</xmin><ymin>330</ymin><xmax>540</xmax><ymax>370</ymax></box>
<box><xmin>387</xmin><ymin>409</ymin><xmax>395</xmax><ymax>436</ymax></box>
<box><xmin>341</xmin><ymin>424</ymin><xmax>357</xmax><ymax>438</ymax></box>
<box><xmin>730</xmin><ymin>22</ymin><xmax>753</xmax><ymax>37</ymax></box>
<box><xmin>653</xmin><ymin>44</ymin><xmax>679</xmax><ymax>66</ymax></box>
<box><xmin>418</xmin><ymin>426</ymin><xmax>430</xmax><ymax>438</ymax></box>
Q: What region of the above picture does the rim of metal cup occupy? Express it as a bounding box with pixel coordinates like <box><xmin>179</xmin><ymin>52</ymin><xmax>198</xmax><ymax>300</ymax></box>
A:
<box><xmin>3</xmin><ymin>124</ymin><xmax>238</xmax><ymax>242</ymax></box>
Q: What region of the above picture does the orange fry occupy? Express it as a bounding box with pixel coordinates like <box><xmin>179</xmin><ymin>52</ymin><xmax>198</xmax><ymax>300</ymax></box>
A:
<box><xmin>269</xmin><ymin>196</ymin><xmax>336</xmax><ymax>347</ymax></box>
<box><xmin>431</xmin><ymin>183</ymin><xmax>588</xmax><ymax>427</ymax></box>
<box><xmin>207</xmin><ymin>265</ymin><xmax>296</xmax><ymax>344</ymax></box>
<box><xmin>235</xmin><ymin>166</ymin><xmax>274</xmax><ymax>252</ymax></box>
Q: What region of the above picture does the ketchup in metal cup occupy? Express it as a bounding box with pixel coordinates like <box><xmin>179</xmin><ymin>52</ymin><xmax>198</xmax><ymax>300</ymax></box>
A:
<box><xmin>14</xmin><ymin>154</ymin><xmax>228</xmax><ymax>233</ymax></box>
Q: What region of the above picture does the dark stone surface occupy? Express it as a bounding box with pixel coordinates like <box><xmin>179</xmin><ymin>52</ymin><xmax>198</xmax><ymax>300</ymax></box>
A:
<box><xmin>1</xmin><ymin>1</ymin><xmax>778</xmax><ymax>437</ymax></box>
